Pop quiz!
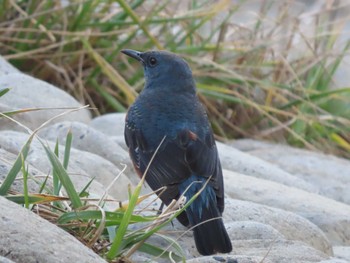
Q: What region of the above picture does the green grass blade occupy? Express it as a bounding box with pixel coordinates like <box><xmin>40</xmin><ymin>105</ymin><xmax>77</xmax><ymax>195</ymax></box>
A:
<box><xmin>79</xmin><ymin>177</ymin><xmax>95</xmax><ymax>198</ymax></box>
<box><xmin>70</xmin><ymin>0</ymin><xmax>93</xmax><ymax>31</ymax></box>
<box><xmin>38</xmin><ymin>174</ymin><xmax>50</xmax><ymax>194</ymax></box>
<box><xmin>280</xmin><ymin>87</ymin><xmax>350</xmax><ymax>110</ymax></box>
<box><xmin>0</xmin><ymin>87</ymin><xmax>10</xmax><ymax>97</ymax></box>
<box><xmin>52</xmin><ymin>139</ymin><xmax>62</xmax><ymax>207</ymax></box>
<box><xmin>5</xmin><ymin>193</ymin><xmax>69</xmax><ymax>204</ymax></box>
<box><xmin>138</xmin><ymin>241</ymin><xmax>184</xmax><ymax>262</ymax></box>
<box><xmin>83</xmin><ymin>39</ymin><xmax>137</xmax><ymax>105</ymax></box>
<box><xmin>63</xmin><ymin>129</ymin><xmax>72</xmax><ymax>169</ymax></box>
<box><xmin>106</xmin><ymin>182</ymin><xmax>143</xmax><ymax>259</ymax></box>
<box><xmin>116</xmin><ymin>0</ymin><xmax>163</xmax><ymax>50</ymax></box>
<box><xmin>22</xmin><ymin>161</ymin><xmax>29</xmax><ymax>208</ymax></box>
<box><xmin>0</xmin><ymin>137</ymin><xmax>32</xmax><ymax>195</ymax></box>
<box><xmin>41</xmin><ymin>143</ymin><xmax>83</xmax><ymax>209</ymax></box>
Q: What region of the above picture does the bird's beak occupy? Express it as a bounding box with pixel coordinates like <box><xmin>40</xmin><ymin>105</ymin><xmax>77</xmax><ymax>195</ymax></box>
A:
<box><xmin>121</xmin><ymin>49</ymin><xmax>144</xmax><ymax>63</ymax></box>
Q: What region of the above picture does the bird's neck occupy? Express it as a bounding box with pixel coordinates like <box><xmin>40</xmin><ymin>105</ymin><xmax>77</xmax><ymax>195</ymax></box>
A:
<box><xmin>144</xmin><ymin>75</ymin><xmax>196</xmax><ymax>94</ymax></box>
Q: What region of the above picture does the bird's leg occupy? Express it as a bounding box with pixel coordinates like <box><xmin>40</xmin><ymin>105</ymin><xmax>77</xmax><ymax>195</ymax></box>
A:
<box><xmin>157</xmin><ymin>202</ymin><xmax>164</xmax><ymax>215</ymax></box>
<box><xmin>157</xmin><ymin>202</ymin><xmax>175</xmax><ymax>227</ymax></box>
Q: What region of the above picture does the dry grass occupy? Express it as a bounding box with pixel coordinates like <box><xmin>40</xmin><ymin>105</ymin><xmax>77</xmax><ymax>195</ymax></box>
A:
<box><xmin>1</xmin><ymin>0</ymin><xmax>350</xmax><ymax>157</ymax></box>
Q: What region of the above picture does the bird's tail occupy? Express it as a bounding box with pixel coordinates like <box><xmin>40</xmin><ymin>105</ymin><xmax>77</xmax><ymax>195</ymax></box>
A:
<box><xmin>180</xmin><ymin>176</ymin><xmax>232</xmax><ymax>255</ymax></box>
<box><xmin>186</xmin><ymin>195</ymin><xmax>232</xmax><ymax>255</ymax></box>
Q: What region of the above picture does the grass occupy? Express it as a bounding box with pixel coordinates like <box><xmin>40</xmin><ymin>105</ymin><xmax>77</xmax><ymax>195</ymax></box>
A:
<box><xmin>1</xmin><ymin>0</ymin><xmax>349</xmax><ymax>157</ymax></box>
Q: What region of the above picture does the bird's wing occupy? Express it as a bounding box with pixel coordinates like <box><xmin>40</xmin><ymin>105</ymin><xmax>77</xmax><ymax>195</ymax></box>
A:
<box><xmin>124</xmin><ymin>115</ymin><xmax>190</xmax><ymax>204</ymax></box>
<box><xmin>181</xmin><ymin>129</ymin><xmax>225</xmax><ymax>213</ymax></box>
<box><xmin>125</xmin><ymin>121</ymin><xmax>224</xmax><ymax>211</ymax></box>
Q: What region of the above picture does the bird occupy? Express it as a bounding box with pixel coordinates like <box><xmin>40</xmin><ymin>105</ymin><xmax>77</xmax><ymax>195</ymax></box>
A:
<box><xmin>121</xmin><ymin>49</ymin><xmax>232</xmax><ymax>255</ymax></box>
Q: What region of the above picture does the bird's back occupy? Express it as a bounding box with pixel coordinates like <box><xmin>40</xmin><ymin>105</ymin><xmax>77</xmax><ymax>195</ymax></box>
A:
<box><xmin>127</xmin><ymin>89</ymin><xmax>209</xmax><ymax>150</ymax></box>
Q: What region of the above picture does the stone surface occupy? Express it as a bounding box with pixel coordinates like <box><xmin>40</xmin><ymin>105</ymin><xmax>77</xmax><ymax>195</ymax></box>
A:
<box><xmin>333</xmin><ymin>246</ymin><xmax>350</xmax><ymax>262</ymax></box>
<box><xmin>223</xmin><ymin>169</ymin><xmax>350</xmax><ymax>246</ymax></box>
<box><xmin>130</xmin><ymin>194</ymin><xmax>334</xmax><ymax>262</ymax></box>
<box><xmin>229</xmin><ymin>239</ymin><xmax>328</xmax><ymax>263</ymax></box>
<box><xmin>226</xmin><ymin>221</ymin><xmax>283</xmax><ymax>241</ymax></box>
<box><xmin>90</xmin><ymin>113</ymin><xmax>126</xmax><ymax>137</ymax></box>
<box><xmin>38</xmin><ymin>121</ymin><xmax>132</xmax><ymax>174</ymax></box>
<box><xmin>0</xmin><ymin>73</ymin><xmax>91</xmax><ymax>132</ymax></box>
<box><xmin>0</xmin><ymin>148</ymin><xmax>53</xmax><ymax>193</ymax></box>
<box><xmin>0</xmin><ymin>130</ymin><xmax>132</xmax><ymax>201</ymax></box>
<box><xmin>186</xmin><ymin>255</ymin><xmax>273</xmax><ymax>263</ymax></box>
<box><xmin>90</xmin><ymin>113</ymin><xmax>129</xmax><ymax>151</ymax></box>
<box><xmin>217</xmin><ymin>142</ymin><xmax>317</xmax><ymax>193</ymax></box>
<box><xmin>231</xmin><ymin>139</ymin><xmax>350</xmax><ymax>205</ymax></box>
<box><xmin>0</xmin><ymin>196</ymin><xmax>106</xmax><ymax>263</ymax></box>
<box><xmin>0</xmin><ymin>57</ymin><xmax>19</xmax><ymax>75</ymax></box>
<box><xmin>0</xmin><ymin>256</ymin><xmax>16</xmax><ymax>263</ymax></box>
<box><xmin>223</xmin><ymin>199</ymin><xmax>332</xmax><ymax>255</ymax></box>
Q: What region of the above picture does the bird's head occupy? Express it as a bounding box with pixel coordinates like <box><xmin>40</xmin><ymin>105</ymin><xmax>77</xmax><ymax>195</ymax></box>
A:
<box><xmin>121</xmin><ymin>49</ymin><xmax>196</xmax><ymax>93</ymax></box>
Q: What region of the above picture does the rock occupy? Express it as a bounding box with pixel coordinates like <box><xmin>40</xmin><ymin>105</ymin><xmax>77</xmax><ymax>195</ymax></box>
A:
<box><xmin>0</xmin><ymin>73</ymin><xmax>91</xmax><ymax>132</ymax></box>
<box><xmin>224</xmin><ymin>199</ymin><xmax>332</xmax><ymax>255</ymax></box>
<box><xmin>0</xmin><ymin>196</ymin><xmax>106</xmax><ymax>263</ymax></box>
<box><xmin>228</xmin><ymin>239</ymin><xmax>328</xmax><ymax>263</ymax></box>
<box><xmin>90</xmin><ymin>113</ymin><xmax>128</xmax><ymax>150</ymax></box>
<box><xmin>130</xmin><ymin>194</ymin><xmax>332</xmax><ymax>262</ymax></box>
<box><xmin>130</xmin><ymin>255</ymin><xmax>157</xmax><ymax>263</ymax></box>
<box><xmin>223</xmin><ymin>169</ymin><xmax>350</xmax><ymax>246</ymax></box>
<box><xmin>186</xmin><ymin>255</ymin><xmax>273</xmax><ymax>263</ymax></box>
<box><xmin>0</xmin><ymin>130</ymin><xmax>132</xmax><ymax>201</ymax></box>
<box><xmin>0</xmin><ymin>148</ymin><xmax>53</xmax><ymax>193</ymax></box>
<box><xmin>38</xmin><ymin>121</ymin><xmax>139</xmax><ymax>186</ymax></box>
<box><xmin>38</xmin><ymin>121</ymin><xmax>131</xmax><ymax>169</ymax></box>
<box><xmin>217</xmin><ymin>142</ymin><xmax>317</xmax><ymax>193</ymax></box>
<box><xmin>0</xmin><ymin>256</ymin><xmax>16</xmax><ymax>263</ymax></box>
<box><xmin>226</xmin><ymin>221</ymin><xmax>283</xmax><ymax>241</ymax></box>
<box><xmin>90</xmin><ymin>113</ymin><xmax>126</xmax><ymax>137</ymax></box>
<box><xmin>0</xmin><ymin>56</ymin><xmax>19</xmax><ymax>75</ymax></box>
<box><xmin>333</xmin><ymin>246</ymin><xmax>350</xmax><ymax>262</ymax></box>
<box><xmin>320</xmin><ymin>259</ymin><xmax>349</xmax><ymax>263</ymax></box>
<box><xmin>230</xmin><ymin>139</ymin><xmax>350</xmax><ymax>205</ymax></box>
<box><xmin>112</xmin><ymin>135</ymin><xmax>128</xmax><ymax>151</ymax></box>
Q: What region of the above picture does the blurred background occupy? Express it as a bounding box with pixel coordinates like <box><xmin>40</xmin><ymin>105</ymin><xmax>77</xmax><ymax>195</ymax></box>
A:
<box><xmin>1</xmin><ymin>0</ymin><xmax>350</xmax><ymax>158</ymax></box>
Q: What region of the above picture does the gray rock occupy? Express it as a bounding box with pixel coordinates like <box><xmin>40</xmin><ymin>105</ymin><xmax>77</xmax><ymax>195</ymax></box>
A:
<box><xmin>224</xmin><ymin>198</ymin><xmax>332</xmax><ymax>255</ymax></box>
<box><xmin>217</xmin><ymin>142</ymin><xmax>317</xmax><ymax>193</ymax></box>
<box><xmin>90</xmin><ymin>113</ymin><xmax>126</xmax><ymax>137</ymax></box>
<box><xmin>0</xmin><ymin>256</ymin><xmax>16</xmax><ymax>263</ymax></box>
<box><xmin>186</xmin><ymin>255</ymin><xmax>273</xmax><ymax>263</ymax></box>
<box><xmin>0</xmin><ymin>56</ymin><xmax>19</xmax><ymax>75</ymax></box>
<box><xmin>0</xmin><ymin>130</ymin><xmax>132</xmax><ymax>201</ymax></box>
<box><xmin>320</xmin><ymin>259</ymin><xmax>349</xmax><ymax>263</ymax></box>
<box><xmin>226</xmin><ymin>221</ymin><xmax>283</xmax><ymax>241</ymax></box>
<box><xmin>0</xmin><ymin>196</ymin><xmax>106</xmax><ymax>263</ymax></box>
<box><xmin>111</xmin><ymin>135</ymin><xmax>128</xmax><ymax>151</ymax></box>
<box><xmin>0</xmin><ymin>148</ymin><xmax>53</xmax><ymax>193</ymax></box>
<box><xmin>229</xmin><ymin>239</ymin><xmax>328</xmax><ymax>263</ymax></box>
<box><xmin>130</xmin><ymin>255</ymin><xmax>158</xmax><ymax>263</ymax></box>
<box><xmin>0</xmin><ymin>73</ymin><xmax>91</xmax><ymax>132</ymax></box>
<box><xmin>230</xmin><ymin>139</ymin><xmax>350</xmax><ymax>205</ymax></box>
<box><xmin>38</xmin><ymin>121</ymin><xmax>131</xmax><ymax>168</ymax></box>
<box><xmin>38</xmin><ymin>121</ymin><xmax>139</xmax><ymax>186</ymax></box>
<box><xmin>90</xmin><ymin>114</ymin><xmax>128</xmax><ymax>150</ymax></box>
<box><xmin>224</xmin><ymin>169</ymin><xmax>350</xmax><ymax>246</ymax></box>
<box><xmin>333</xmin><ymin>246</ymin><xmax>350</xmax><ymax>262</ymax></box>
<box><xmin>131</xmin><ymin>194</ymin><xmax>332</xmax><ymax>261</ymax></box>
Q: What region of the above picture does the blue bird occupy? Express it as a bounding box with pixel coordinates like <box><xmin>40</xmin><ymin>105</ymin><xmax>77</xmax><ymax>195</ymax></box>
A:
<box><xmin>121</xmin><ymin>49</ymin><xmax>232</xmax><ymax>255</ymax></box>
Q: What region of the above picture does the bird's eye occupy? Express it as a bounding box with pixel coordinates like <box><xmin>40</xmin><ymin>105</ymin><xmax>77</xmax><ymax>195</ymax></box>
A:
<box><xmin>149</xmin><ymin>57</ymin><xmax>157</xmax><ymax>66</ymax></box>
